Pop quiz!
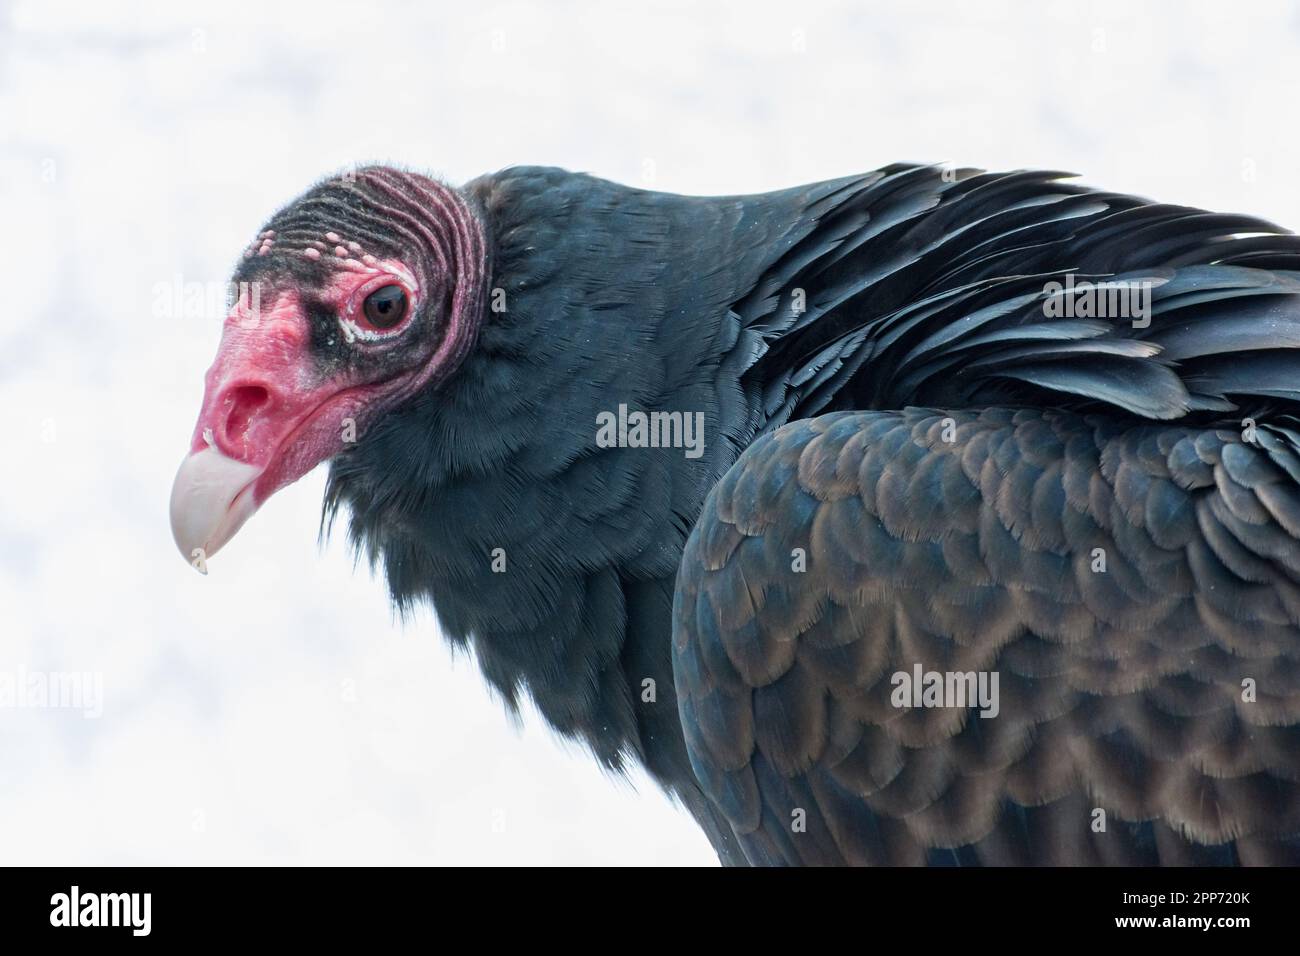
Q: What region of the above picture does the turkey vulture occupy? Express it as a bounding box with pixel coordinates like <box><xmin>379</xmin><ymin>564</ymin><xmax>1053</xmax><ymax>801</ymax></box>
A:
<box><xmin>170</xmin><ymin>163</ymin><xmax>1300</xmax><ymax>866</ymax></box>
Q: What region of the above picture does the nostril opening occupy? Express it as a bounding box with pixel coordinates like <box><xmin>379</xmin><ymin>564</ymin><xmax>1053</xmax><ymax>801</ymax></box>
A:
<box><xmin>223</xmin><ymin>385</ymin><xmax>271</xmax><ymax>446</ymax></box>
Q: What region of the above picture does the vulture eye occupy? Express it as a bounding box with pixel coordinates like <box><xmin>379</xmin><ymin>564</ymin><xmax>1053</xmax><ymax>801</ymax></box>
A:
<box><xmin>361</xmin><ymin>284</ymin><xmax>409</xmax><ymax>330</ymax></box>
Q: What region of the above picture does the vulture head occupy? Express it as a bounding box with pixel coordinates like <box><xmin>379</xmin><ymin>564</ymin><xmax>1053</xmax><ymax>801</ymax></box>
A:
<box><xmin>169</xmin><ymin>167</ymin><xmax>488</xmax><ymax>564</ymax></box>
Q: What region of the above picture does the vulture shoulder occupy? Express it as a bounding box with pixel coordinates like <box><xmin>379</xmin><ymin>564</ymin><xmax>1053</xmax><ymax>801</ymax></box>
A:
<box><xmin>671</xmin><ymin>406</ymin><xmax>1300</xmax><ymax>865</ymax></box>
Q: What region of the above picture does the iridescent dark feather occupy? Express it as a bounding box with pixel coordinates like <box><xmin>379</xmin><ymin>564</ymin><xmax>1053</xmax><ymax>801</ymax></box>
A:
<box><xmin>317</xmin><ymin>163</ymin><xmax>1300</xmax><ymax>864</ymax></box>
<box><xmin>674</xmin><ymin>409</ymin><xmax>1300</xmax><ymax>865</ymax></box>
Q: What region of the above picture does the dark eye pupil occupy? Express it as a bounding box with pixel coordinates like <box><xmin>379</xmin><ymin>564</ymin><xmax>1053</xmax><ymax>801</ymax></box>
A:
<box><xmin>362</xmin><ymin>285</ymin><xmax>408</xmax><ymax>329</ymax></box>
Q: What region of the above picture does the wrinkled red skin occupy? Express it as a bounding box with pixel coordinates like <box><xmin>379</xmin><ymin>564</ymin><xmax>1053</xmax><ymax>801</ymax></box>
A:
<box><xmin>173</xmin><ymin>167</ymin><xmax>491</xmax><ymax>566</ymax></box>
<box><xmin>188</xmin><ymin>260</ymin><xmax>421</xmax><ymax>509</ymax></box>
<box><xmin>171</xmin><ymin>167</ymin><xmax>490</xmax><ymax>568</ymax></box>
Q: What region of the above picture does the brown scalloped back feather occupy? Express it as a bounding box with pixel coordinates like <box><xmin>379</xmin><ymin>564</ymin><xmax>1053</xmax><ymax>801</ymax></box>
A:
<box><xmin>673</xmin><ymin>408</ymin><xmax>1300</xmax><ymax>865</ymax></box>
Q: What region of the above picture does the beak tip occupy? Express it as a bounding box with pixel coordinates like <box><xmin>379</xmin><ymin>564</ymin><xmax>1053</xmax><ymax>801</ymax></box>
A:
<box><xmin>169</xmin><ymin>447</ymin><xmax>265</xmax><ymax>570</ymax></box>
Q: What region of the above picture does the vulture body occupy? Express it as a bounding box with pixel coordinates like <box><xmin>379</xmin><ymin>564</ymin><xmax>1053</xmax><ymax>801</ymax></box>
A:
<box><xmin>171</xmin><ymin>162</ymin><xmax>1300</xmax><ymax>866</ymax></box>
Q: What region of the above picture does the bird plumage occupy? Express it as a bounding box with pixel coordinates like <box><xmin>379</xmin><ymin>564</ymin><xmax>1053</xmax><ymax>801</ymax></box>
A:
<box><xmin>674</xmin><ymin>407</ymin><xmax>1300</xmax><ymax>865</ymax></box>
<box><xmin>186</xmin><ymin>162</ymin><xmax>1300</xmax><ymax>865</ymax></box>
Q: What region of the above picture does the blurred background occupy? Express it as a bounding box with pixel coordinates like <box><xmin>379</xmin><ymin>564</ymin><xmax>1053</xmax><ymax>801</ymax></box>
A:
<box><xmin>2</xmin><ymin>0</ymin><xmax>1299</xmax><ymax>865</ymax></box>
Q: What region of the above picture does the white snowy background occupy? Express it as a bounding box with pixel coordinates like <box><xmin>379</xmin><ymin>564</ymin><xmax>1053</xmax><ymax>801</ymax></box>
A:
<box><xmin>3</xmin><ymin>0</ymin><xmax>1300</xmax><ymax>865</ymax></box>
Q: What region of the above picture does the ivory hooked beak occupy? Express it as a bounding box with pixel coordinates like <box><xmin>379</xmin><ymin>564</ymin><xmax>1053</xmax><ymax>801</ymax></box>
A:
<box><xmin>168</xmin><ymin>446</ymin><xmax>265</xmax><ymax>572</ymax></box>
